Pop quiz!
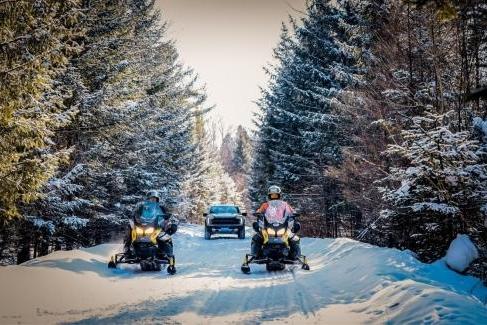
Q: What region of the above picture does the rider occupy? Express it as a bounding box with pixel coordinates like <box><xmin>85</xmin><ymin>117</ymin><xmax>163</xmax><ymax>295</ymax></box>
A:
<box><xmin>251</xmin><ymin>185</ymin><xmax>301</xmax><ymax>259</ymax></box>
<box><xmin>123</xmin><ymin>190</ymin><xmax>178</xmax><ymax>257</ymax></box>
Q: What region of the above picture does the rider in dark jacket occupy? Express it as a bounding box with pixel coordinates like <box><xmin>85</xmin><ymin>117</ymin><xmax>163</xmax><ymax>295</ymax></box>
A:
<box><xmin>123</xmin><ymin>190</ymin><xmax>178</xmax><ymax>257</ymax></box>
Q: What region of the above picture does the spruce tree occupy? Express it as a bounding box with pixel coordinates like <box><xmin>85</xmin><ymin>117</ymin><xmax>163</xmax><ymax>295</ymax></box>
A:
<box><xmin>0</xmin><ymin>0</ymin><xmax>82</xmax><ymax>219</ymax></box>
<box><xmin>250</xmin><ymin>0</ymin><xmax>365</xmax><ymax>236</ymax></box>
<box><xmin>379</xmin><ymin>110</ymin><xmax>487</xmax><ymax>261</ymax></box>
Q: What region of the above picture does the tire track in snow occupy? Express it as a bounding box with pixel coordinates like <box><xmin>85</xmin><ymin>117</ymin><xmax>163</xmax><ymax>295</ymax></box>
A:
<box><xmin>7</xmin><ymin>224</ymin><xmax>486</xmax><ymax>324</ymax></box>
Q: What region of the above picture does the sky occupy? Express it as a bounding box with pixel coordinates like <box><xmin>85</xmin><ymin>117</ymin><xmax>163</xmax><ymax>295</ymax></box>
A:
<box><xmin>155</xmin><ymin>0</ymin><xmax>306</xmax><ymax>130</ymax></box>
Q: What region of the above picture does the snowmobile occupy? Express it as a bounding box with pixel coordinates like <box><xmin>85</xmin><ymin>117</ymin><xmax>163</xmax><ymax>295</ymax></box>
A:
<box><xmin>241</xmin><ymin>214</ymin><xmax>310</xmax><ymax>273</ymax></box>
<box><xmin>108</xmin><ymin>203</ymin><xmax>176</xmax><ymax>274</ymax></box>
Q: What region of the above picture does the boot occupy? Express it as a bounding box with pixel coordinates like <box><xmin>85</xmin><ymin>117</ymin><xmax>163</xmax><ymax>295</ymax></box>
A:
<box><xmin>123</xmin><ymin>227</ymin><xmax>132</xmax><ymax>255</ymax></box>
<box><xmin>158</xmin><ymin>239</ymin><xmax>174</xmax><ymax>258</ymax></box>
<box><xmin>289</xmin><ymin>238</ymin><xmax>301</xmax><ymax>259</ymax></box>
<box><xmin>251</xmin><ymin>239</ymin><xmax>261</xmax><ymax>258</ymax></box>
<box><xmin>123</xmin><ymin>239</ymin><xmax>131</xmax><ymax>255</ymax></box>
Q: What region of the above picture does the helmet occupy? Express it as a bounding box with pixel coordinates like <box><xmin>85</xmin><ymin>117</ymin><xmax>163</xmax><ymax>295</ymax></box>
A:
<box><xmin>146</xmin><ymin>190</ymin><xmax>160</xmax><ymax>202</ymax></box>
<box><xmin>267</xmin><ymin>185</ymin><xmax>282</xmax><ymax>200</ymax></box>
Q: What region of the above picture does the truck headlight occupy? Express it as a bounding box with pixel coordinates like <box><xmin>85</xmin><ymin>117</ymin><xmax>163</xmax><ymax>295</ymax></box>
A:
<box><xmin>276</xmin><ymin>228</ymin><xmax>286</xmax><ymax>236</ymax></box>
<box><xmin>144</xmin><ymin>227</ymin><xmax>154</xmax><ymax>235</ymax></box>
<box><xmin>266</xmin><ymin>228</ymin><xmax>276</xmax><ymax>236</ymax></box>
<box><xmin>135</xmin><ymin>227</ymin><xmax>144</xmax><ymax>235</ymax></box>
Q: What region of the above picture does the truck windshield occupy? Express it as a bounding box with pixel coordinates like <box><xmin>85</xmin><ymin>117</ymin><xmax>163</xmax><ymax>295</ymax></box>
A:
<box><xmin>210</xmin><ymin>206</ymin><xmax>239</xmax><ymax>214</ymax></box>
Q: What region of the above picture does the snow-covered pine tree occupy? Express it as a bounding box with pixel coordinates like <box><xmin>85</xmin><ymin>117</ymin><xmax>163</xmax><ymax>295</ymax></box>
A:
<box><xmin>66</xmin><ymin>0</ymin><xmax>207</xmax><ymax>230</ymax></box>
<box><xmin>177</xmin><ymin>113</ymin><xmax>214</xmax><ymax>223</ymax></box>
<box><xmin>220</xmin><ymin>131</ymin><xmax>236</xmax><ymax>175</ymax></box>
<box><xmin>179</xmin><ymin>116</ymin><xmax>246</xmax><ymax>222</ymax></box>
<box><xmin>231</xmin><ymin>126</ymin><xmax>252</xmax><ymax>177</ymax></box>
<box><xmin>249</xmin><ymin>21</ymin><xmax>294</xmax><ymax>207</ymax></box>
<box><xmin>23</xmin><ymin>0</ymin><xmax>163</xmax><ymax>254</ymax></box>
<box><xmin>217</xmin><ymin>126</ymin><xmax>252</xmax><ymax>210</ymax></box>
<box><xmin>379</xmin><ymin>110</ymin><xmax>487</xmax><ymax>261</ymax></box>
<box><xmin>11</xmin><ymin>0</ymin><xmax>209</xmax><ymax>260</ymax></box>
<box><xmin>325</xmin><ymin>0</ymin><xmax>486</xmax><ymax>280</ymax></box>
<box><xmin>71</xmin><ymin>2</ymin><xmax>203</xmax><ymax>205</ymax></box>
<box><xmin>230</xmin><ymin>126</ymin><xmax>252</xmax><ymax>209</ymax></box>
<box><xmin>0</xmin><ymin>0</ymin><xmax>83</xmax><ymax>219</ymax></box>
<box><xmin>250</xmin><ymin>0</ymin><xmax>365</xmax><ymax>236</ymax></box>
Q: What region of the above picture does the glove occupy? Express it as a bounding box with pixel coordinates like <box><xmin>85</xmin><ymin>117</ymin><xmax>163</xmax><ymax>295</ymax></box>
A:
<box><xmin>292</xmin><ymin>222</ymin><xmax>301</xmax><ymax>234</ymax></box>
<box><xmin>252</xmin><ymin>221</ymin><xmax>260</xmax><ymax>232</ymax></box>
<box><xmin>158</xmin><ymin>233</ymin><xmax>171</xmax><ymax>241</ymax></box>
<box><xmin>166</xmin><ymin>223</ymin><xmax>177</xmax><ymax>235</ymax></box>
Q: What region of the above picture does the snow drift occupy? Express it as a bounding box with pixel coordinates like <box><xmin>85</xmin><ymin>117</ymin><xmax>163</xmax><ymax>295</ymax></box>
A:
<box><xmin>0</xmin><ymin>224</ymin><xmax>486</xmax><ymax>324</ymax></box>
<box><xmin>445</xmin><ymin>234</ymin><xmax>479</xmax><ymax>273</ymax></box>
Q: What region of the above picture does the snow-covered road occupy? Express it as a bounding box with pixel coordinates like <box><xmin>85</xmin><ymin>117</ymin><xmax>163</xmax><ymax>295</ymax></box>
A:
<box><xmin>0</xmin><ymin>224</ymin><xmax>486</xmax><ymax>324</ymax></box>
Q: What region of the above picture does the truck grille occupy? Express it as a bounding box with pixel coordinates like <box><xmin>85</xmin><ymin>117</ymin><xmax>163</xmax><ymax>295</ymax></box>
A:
<box><xmin>211</xmin><ymin>218</ymin><xmax>240</xmax><ymax>225</ymax></box>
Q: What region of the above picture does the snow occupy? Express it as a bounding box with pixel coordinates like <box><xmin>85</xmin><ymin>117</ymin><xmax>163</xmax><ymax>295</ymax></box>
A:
<box><xmin>0</xmin><ymin>224</ymin><xmax>486</xmax><ymax>324</ymax></box>
<box><xmin>62</xmin><ymin>216</ymin><xmax>89</xmax><ymax>230</ymax></box>
<box><xmin>445</xmin><ymin>234</ymin><xmax>479</xmax><ymax>273</ymax></box>
<box><xmin>412</xmin><ymin>202</ymin><xmax>460</xmax><ymax>215</ymax></box>
<box><xmin>26</xmin><ymin>216</ymin><xmax>56</xmax><ymax>235</ymax></box>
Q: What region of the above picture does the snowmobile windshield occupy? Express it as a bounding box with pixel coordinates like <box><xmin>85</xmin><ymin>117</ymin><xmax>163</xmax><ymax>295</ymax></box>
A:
<box><xmin>265</xmin><ymin>200</ymin><xmax>291</xmax><ymax>225</ymax></box>
<box><xmin>209</xmin><ymin>205</ymin><xmax>239</xmax><ymax>214</ymax></box>
<box><xmin>136</xmin><ymin>202</ymin><xmax>164</xmax><ymax>226</ymax></box>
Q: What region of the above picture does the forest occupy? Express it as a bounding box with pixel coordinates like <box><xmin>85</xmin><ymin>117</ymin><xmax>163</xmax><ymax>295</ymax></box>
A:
<box><xmin>0</xmin><ymin>0</ymin><xmax>247</xmax><ymax>264</ymax></box>
<box><xmin>251</xmin><ymin>0</ymin><xmax>487</xmax><ymax>280</ymax></box>
<box><xmin>1</xmin><ymin>0</ymin><xmax>486</xmax><ymax>284</ymax></box>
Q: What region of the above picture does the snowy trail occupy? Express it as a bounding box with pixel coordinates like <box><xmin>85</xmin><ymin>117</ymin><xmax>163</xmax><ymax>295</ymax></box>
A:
<box><xmin>0</xmin><ymin>224</ymin><xmax>486</xmax><ymax>324</ymax></box>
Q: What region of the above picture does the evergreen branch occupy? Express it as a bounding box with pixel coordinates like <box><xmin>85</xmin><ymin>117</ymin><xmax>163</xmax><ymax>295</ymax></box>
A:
<box><xmin>0</xmin><ymin>0</ymin><xmax>19</xmax><ymax>5</ymax></box>
<box><xmin>0</xmin><ymin>46</ymin><xmax>62</xmax><ymax>75</ymax></box>
<box><xmin>0</xmin><ymin>35</ymin><xmax>31</xmax><ymax>48</ymax></box>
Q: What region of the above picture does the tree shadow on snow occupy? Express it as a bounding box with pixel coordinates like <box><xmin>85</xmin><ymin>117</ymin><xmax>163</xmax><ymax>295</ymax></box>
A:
<box><xmin>23</xmin><ymin>257</ymin><xmax>171</xmax><ymax>279</ymax></box>
<box><xmin>66</xmin><ymin>272</ymin><xmax>487</xmax><ymax>325</ymax></box>
<box><xmin>66</xmin><ymin>279</ymin><xmax>333</xmax><ymax>325</ymax></box>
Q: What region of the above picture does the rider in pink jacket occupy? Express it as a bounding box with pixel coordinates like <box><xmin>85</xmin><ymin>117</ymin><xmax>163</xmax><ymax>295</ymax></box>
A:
<box><xmin>251</xmin><ymin>185</ymin><xmax>301</xmax><ymax>258</ymax></box>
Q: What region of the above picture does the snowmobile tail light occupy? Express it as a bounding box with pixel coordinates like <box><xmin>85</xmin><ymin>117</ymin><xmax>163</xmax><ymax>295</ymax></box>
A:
<box><xmin>144</xmin><ymin>227</ymin><xmax>154</xmax><ymax>235</ymax></box>
<box><xmin>276</xmin><ymin>228</ymin><xmax>286</xmax><ymax>236</ymax></box>
<box><xmin>266</xmin><ymin>228</ymin><xmax>276</xmax><ymax>236</ymax></box>
<box><xmin>135</xmin><ymin>227</ymin><xmax>144</xmax><ymax>235</ymax></box>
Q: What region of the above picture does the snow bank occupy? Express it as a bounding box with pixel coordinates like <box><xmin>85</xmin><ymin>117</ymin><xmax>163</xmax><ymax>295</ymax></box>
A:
<box><xmin>0</xmin><ymin>224</ymin><xmax>486</xmax><ymax>324</ymax></box>
<box><xmin>445</xmin><ymin>234</ymin><xmax>479</xmax><ymax>273</ymax></box>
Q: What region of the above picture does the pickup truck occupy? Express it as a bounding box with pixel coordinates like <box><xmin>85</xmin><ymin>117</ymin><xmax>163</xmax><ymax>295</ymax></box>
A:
<box><xmin>204</xmin><ymin>204</ymin><xmax>246</xmax><ymax>240</ymax></box>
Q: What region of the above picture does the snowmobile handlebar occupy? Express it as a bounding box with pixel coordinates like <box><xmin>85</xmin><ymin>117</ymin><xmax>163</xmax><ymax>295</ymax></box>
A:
<box><xmin>254</xmin><ymin>212</ymin><xmax>300</xmax><ymax>221</ymax></box>
<box><xmin>253</xmin><ymin>213</ymin><xmax>301</xmax><ymax>234</ymax></box>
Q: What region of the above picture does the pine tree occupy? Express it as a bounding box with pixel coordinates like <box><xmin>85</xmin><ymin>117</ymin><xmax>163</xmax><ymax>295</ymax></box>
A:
<box><xmin>379</xmin><ymin>110</ymin><xmax>487</xmax><ymax>261</ymax></box>
<box><xmin>250</xmin><ymin>0</ymin><xmax>366</xmax><ymax>236</ymax></box>
<box><xmin>177</xmin><ymin>113</ymin><xmax>213</xmax><ymax>223</ymax></box>
<box><xmin>231</xmin><ymin>126</ymin><xmax>251</xmax><ymax>175</ymax></box>
<box><xmin>0</xmin><ymin>0</ymin><xmax>83</xmax><ymax>219</ymax></box>
<box><xmin>179</xmin><ymin>117</ymin><xmax>245</xmax><ymax>222</ymax></box>
<box><xmin>56</xmin><ymin>0</ymin><xmax>206</xmax><ymax>219</ymax></box>
<box><xmin>1</xmin><ymin>0</ymin><xmax>210</xmax><ymax>262</ymax></box>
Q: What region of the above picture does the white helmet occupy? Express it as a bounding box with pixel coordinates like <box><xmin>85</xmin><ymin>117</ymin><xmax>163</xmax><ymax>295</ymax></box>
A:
<box><xmin>268</xmin><ymin>185</ymin><xmax>282</xmax><ymax>200</ymax></box>
<box><xmin>146</xmin><ymin>190</ymin><xmax>160</xmax><ymax>202</ymax></box>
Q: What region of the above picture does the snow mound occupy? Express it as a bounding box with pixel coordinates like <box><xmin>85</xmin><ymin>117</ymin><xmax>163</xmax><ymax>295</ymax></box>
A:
<box><xmin>0</xmin><ymin>224</ymin><xmax>486</xmax><ymax>324</ymax></box>
<box><xmin>445</xmin><ymin>234</ymin><xmax>479</xmax><ymax>273</ymax></box>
